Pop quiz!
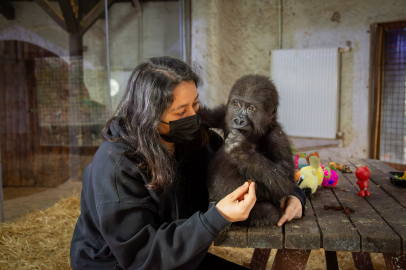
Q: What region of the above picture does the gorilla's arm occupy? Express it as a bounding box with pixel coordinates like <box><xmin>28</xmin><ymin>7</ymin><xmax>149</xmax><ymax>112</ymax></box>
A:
<box><xmin>201</xmin><ymin>105</ymin><xmax>227</xmax><ymax>129</ymax></box>
<box><xmin>225</xmin><ymin>128</ymin><xmax>296</xmax><ymax>205</ymax></box>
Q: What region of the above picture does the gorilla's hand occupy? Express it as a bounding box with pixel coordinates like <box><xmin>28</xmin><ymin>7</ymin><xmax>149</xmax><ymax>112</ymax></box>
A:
<box><xmin>225</xmin><ymin>129</ymin><xmax>253</xmax><ymax>160</ymax></box>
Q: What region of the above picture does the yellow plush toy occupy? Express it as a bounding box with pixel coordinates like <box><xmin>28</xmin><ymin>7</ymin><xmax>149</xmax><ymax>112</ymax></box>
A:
<box><xmin>301</xmin><ymin>156</ymin><xmax>323</xmax><ymax>185</ymax></box>
<box><xmin>297</xmin><ymin>168</ymin><xmax>318</xmax><ymax>197</ymax></box>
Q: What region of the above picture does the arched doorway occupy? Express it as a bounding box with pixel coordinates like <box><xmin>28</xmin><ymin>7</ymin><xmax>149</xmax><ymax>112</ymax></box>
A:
<box><xmin>0</xmin><ymin>40</ymin><xmax>100</xmax><ymax>187</ymax></box>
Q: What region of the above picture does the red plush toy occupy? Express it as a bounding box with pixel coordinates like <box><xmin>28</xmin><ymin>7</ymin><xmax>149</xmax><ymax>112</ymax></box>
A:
<box><xmin>356</xmin><ymin>166</ymin><xmax>370</xmax><ymax>196</ymax></box>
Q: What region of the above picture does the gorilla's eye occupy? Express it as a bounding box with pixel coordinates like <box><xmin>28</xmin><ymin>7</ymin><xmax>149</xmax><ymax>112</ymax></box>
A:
<box><xmin>233</xmin><ymin>101</ymin><xmax>241</xmax><ymax>108</ymax></box>
<box><xmin>248</xmin><ymin>105</ymin><xmax>257</xmax><ymax>112</ymax></box>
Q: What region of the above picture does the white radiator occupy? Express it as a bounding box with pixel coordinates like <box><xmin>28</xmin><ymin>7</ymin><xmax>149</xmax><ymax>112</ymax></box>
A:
<box><xmin>271</xmin><ymin>48</ymin><xmax>340</xmax><ymax>139</ymax></box>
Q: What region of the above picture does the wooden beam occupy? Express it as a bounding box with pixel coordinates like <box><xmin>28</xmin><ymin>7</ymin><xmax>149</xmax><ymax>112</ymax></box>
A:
<box><xmin>132</xmin><ymin>0</ymin><xmax>141</xmax><ymax>12</ymax></box>
<box><xmin>57</xmin><ymin>0</ymin><xmax>78</xmax><ymax>33</ymax></box>
<box><xmin>80</xmin><ymin>0</ymin><xmax>114</xmax><ymax>35</ymax></box>
<box><xmin>0</xmin><ymin>0</ymin><xmax>15</xmax><ymax>20</ymax></box>
<box><xmin>33</xmin><ymin>0</ymin><xmax>67</xmax><ymax>31</ymax></box>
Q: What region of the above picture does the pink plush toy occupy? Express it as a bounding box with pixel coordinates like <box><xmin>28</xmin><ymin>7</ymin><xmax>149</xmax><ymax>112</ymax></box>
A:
<box><xmin>321</xmin><ymin>167</ymin><xmax>338</xmax><ymax>187</ymax></box>
<box><xmin>294</xmin><ymin>154</ymin><xmax>299</xmax><ymax>169</ymax></box>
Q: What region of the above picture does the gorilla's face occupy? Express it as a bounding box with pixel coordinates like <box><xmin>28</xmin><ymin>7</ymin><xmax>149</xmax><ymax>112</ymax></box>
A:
<box><xmin>226</xmin><ymin>97</ymin><xmax>258</xmax><ymax>138</ymax></box>
<box><xmin>224</xmin><ymin>75</ymin><xmax>279</xmax><ymax>143</ymax></box>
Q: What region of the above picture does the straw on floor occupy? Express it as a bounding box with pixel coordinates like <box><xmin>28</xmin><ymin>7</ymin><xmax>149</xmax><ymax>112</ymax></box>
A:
<box><xmin>0</xmin><ymin>193</ymin><xmax>81</xmax><ymax>269</ymax></box>
<box><xmin>0</xmin><ymin>193</ymin><xmax>387</xmax><ymax>269</ymax></box>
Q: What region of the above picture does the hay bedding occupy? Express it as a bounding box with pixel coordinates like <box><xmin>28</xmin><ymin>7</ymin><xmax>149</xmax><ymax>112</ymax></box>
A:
<box><xmin>0</xmin><ymin>193</ymin><xmax>386</xmax><ymax>270</ymax></box>
<box><xmin>0</xmin><ymin>193</ymin><xmax>81</xmax><ymax>269</ymax></box>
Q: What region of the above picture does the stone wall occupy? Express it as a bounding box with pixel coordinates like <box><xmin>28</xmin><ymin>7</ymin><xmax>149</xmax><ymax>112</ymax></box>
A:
<box><xmin>191</xmin><ymin>0</ymin><xmax>406</xmax><ymax>159</ymax></box>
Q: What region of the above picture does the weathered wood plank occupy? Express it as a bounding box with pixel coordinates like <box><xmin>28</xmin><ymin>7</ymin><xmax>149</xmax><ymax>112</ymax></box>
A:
<box><xmin>80</xmin><ymin>0</ymin><xmax>115</xmax><ymax>35</ymax></box>
<box><xmin>325</xmin><ymin>251</ymin><xmax>339</xmax><ymax>270</ymax></box>
<box><xmin>348</xmin><ymin>158</ymin><xmax>406</xmax><ymax>211</ymax></box>
<box><xmin>310</xmin><ymin>180</ymin><xmax>360</xmax><ymax>252</ymax></box>
<box><xmin>57</xmin><ymin>0</ymin><xmax>78</xmax><ymax>33</ymax></box>
<box><xmin>0</xmin><ymin>42</ymin><xmax>7</xmax><ymax>187</ymax></box>
<box><xmin>363</xmin><ymin>158</ymin><xmax>402</xmax><ymax>174</ymax></box>
<box><xmin>271</xmin><ymin>249</ymin><xmax>311</xmax><ymax>270</ymax></box>
<box><xmin>248</xmin><ymin>225</ymin><xmax>283</xmax><ymax>249</ymax></box>
<box><xmin>17</xmin><ymin>53</ymin><xmax>28</xmax><ymax>186</ymax></box>
<box><xmin>383</xmin><ymin>253</ymin><xmax>406</xmax><ymax>270</ymax></box>
<box><xmin>5</xmin><ymin>53</ymin><xmax>21</xmax><ymax>186</ymax></box>
<box><xmin>328</xmin><ymin>158</ymin><xmax>400</xmax><ymax>253</ymax></box>
<box><xmin>214</xmin><ymin>225</ymin><xmax>247</xmax><ymax>248</ymax></box>
<box><xmin>285</xmin><ymin>198</ymin><xmax>320</xmax><ymax>250</ymax></box>
<box><xmin>339</xmin><ymin>158</ymin><xmax>406</xmax><ymax>253</ymax></box>
<box><xmin>25</xmin><ymin>57</ymin><xmax>39</xmax><ymax>186</ymax></box>
<box><xmin>250</xmin><ymin>248</ymin><xmax>271</xmax><ymax>270</ymax></box>
<box><xmin>352</xmin><ymin>252</ymin><xmax>374</xmax><ymax>270</ymax></box>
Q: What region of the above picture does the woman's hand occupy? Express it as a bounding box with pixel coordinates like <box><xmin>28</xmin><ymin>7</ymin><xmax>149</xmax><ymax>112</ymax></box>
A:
<box><xmin>216</xmin><ymin>182</ymin><xmax>257</xmax><ymax>222</ymax></box>
<box><xmin>278</xmin><ymin>195</ymin><xmax>303</xmax><ymax>226</ymax></box>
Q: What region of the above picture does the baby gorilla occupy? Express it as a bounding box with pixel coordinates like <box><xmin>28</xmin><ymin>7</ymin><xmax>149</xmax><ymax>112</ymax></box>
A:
<box><xmin>206</xmin><ymin>75</ymin><xmax>297</xmax><ymax>226</ymax></box>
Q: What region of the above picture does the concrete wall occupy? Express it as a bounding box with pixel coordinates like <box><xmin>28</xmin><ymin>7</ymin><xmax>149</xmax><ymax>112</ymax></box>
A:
<box><xmin>191</xmin><ymin>0</ymin><xmax>406</xmax><ymax>159</ymax></box>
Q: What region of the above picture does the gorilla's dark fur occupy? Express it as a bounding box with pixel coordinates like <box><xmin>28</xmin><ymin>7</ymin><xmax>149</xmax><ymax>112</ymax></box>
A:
<box><xmin>205</xmin><ymin>75</ymin><xmax>297</xmax><ymax>227</ymax></box>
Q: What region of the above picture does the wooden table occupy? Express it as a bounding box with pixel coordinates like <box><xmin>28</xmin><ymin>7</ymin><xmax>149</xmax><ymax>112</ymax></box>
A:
<box><xmin>213</xmin><ymin>158</ymin><xmax>406</xmax><ymax>270</ymax></box>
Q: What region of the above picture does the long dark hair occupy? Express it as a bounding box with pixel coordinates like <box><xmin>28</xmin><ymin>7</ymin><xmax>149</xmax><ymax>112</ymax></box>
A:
<box><xmin>102</xmin><ymin>56</ymin><xmax>205</xmax><ymax>190</ymax></box>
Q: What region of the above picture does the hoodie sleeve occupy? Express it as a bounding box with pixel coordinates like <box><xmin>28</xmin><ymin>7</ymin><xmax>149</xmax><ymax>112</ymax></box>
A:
<box><xmin>97</xmin><ymin>201</ymin><xmax>229</xmax><ymax>270</ymax></box>
<box><xmin>290</xmin><ymin>186</ymin><xmax>306</xmax><ymax>217</ymax></box>
<box><xmin>97</xmin><ymin>193</ymin><xmax>230</xmax><ymax>270</ymax></box>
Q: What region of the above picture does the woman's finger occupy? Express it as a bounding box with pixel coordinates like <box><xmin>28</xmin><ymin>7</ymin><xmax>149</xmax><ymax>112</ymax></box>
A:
<box><xmin>227</xmin><ymin>182</ymin><xmax>249</xmax><ymax>201</ymax></box>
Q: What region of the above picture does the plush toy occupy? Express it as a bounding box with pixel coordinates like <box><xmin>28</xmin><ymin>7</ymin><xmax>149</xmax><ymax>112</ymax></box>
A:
<box><xmin>294</xmin><ymin>154</ymin><xmax>299</xmax><ymax>169</ymax></box>
<box><xmin>301</xmin><ymin>156</ymin><xmax>324</xmax><ymax>185</ymax></box>
<box><xmin>306</xmin><ymin>151</ymin><xmax>319</xmax><ymax>165</ymax></box>
<box><xmin>329</xmin><ymin>161</ymin><xmax>352</xmax><ymax>173</ymax></box>
<box><xmin>297</xmin><ymin>168</ymin><xmax>318</xmax><ymax>197</ymax></box>
<box><xmin>321</xmin><ymin>167</ymin><xmax>338</xmax><ymax>187</ymax></box>
<box><xmin>295</xmin><ymin>151</ymin><xmax>323</xmax><ymax>170</ymax></box>
<box><xmin>294</xmin><ymin>170</ymin><xmax>301</xmax><ymax>182</ymax></box>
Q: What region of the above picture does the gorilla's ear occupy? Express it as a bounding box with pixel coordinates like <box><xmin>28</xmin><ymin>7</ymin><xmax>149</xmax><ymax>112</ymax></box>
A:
<box><xmin>269</xmin><ymin>99</ymin><xmax>277</xmax><ymax>116</ymax></box>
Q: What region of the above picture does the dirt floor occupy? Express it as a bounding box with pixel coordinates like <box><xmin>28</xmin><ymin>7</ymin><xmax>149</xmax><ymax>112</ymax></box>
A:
<box><xmin>3</xmin><ymin>187</ymin><xmax>50</xmax><ymax>201</ymax></box>
<box><xmin>0</xmin><ymin>181</ymin><xmax>387</xmax><ymax>269</ymax></box>
<box><xmin>1</xmin><ymin>180</ymin><xmax>82</xmax><ymax>222</ymax></box>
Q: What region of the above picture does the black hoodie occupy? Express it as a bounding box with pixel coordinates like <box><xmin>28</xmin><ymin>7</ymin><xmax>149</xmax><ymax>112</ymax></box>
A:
<box><xmin>70</xmin><ymin>119</ymin><xmax>305</xmax><ymax>270</ymax></box>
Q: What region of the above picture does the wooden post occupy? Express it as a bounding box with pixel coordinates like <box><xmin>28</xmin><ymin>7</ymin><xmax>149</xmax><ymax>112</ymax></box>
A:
<box><xmin>271</xmin><ymin>249</ymin><xmax>311</xmax><ymax>270</ymax></box>
<box><xmin>352</xmin><ymin>252</ymin><xmax>374</xmax><ymax>270</ymax></box>
<box><xmin>325</xmin><ymin>251</ymin><xmax>339</xmax><ymax>270</ymax></box>
<box><xmin>250</xmin><ymin>248</ymin><xmax>271</xmax><ymax>270</ymax></box>
<box><xmin>383</xmin><ymin>253</ymin><xmax>406</xmax><ymax>270</ymax></box>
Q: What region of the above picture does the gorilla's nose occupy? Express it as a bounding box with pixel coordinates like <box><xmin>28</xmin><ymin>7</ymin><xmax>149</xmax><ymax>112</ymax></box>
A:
<box><xmin>233</xmin><ymin>115</ymin><xmax>247</xmax><ymax>127</ymax></box>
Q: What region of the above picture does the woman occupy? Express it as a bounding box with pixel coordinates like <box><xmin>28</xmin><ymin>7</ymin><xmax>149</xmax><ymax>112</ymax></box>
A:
<box><xmin>70</xmin><ymin>56</ymin><xmax>305</xmax><ymax>270</ymax></box>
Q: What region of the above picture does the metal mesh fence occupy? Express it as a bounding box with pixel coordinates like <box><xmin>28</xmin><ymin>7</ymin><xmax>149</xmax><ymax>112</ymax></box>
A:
<box><xmin>34</xmin><ymin>57</ymin><xmax>110</xmax><ymax>146</ymax></box>
<box><xmin>380</xmin><ymin>28</ymin><xmax>406</xmax><ymax>165</ymax></box>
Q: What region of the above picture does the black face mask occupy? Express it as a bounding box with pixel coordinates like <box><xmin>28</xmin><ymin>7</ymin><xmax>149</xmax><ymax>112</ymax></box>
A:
<box><xmin>159</xmin><ymin>111</ymin><xmax>201</xmax><ymax>144</ymax></box>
